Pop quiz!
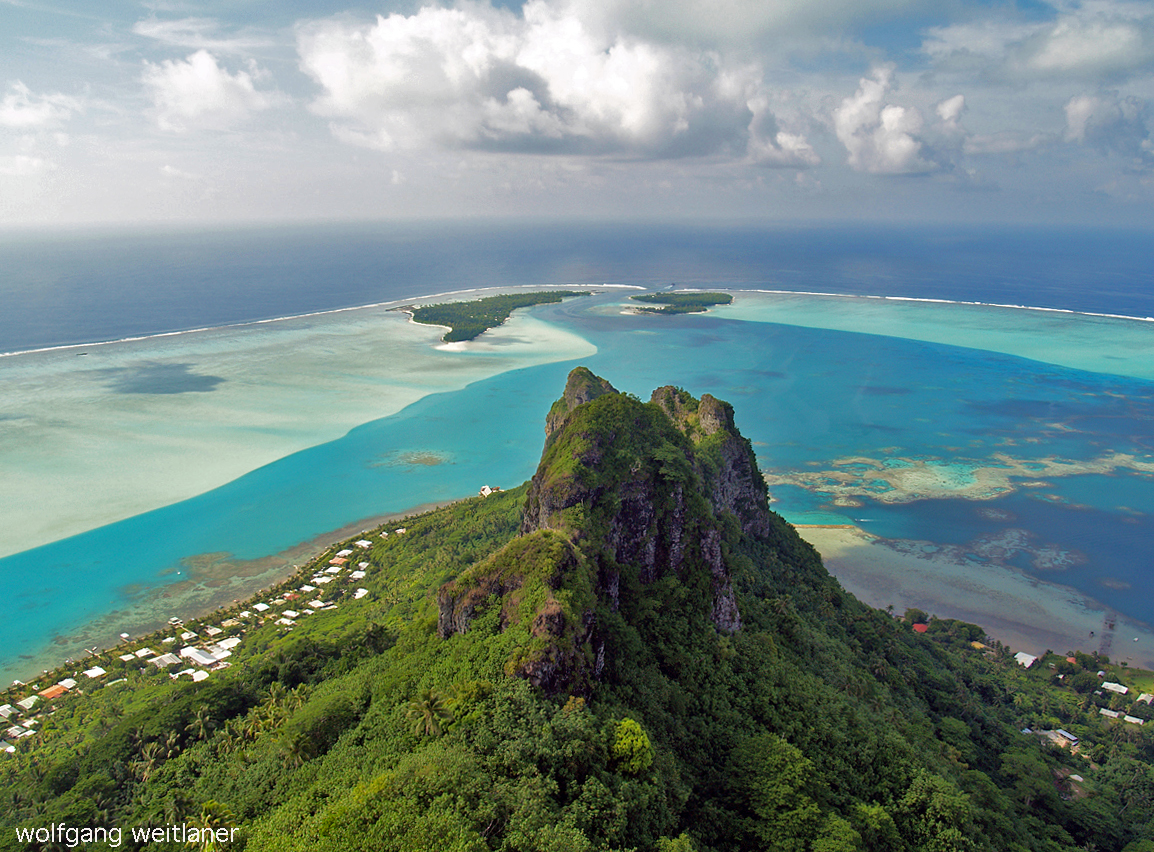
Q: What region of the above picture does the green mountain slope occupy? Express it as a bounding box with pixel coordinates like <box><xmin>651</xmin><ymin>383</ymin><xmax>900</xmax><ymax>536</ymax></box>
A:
<box><xmin>4</xmin><ymin>368</ymin><xmax>1154</xmax><ymax>852</ymax></box>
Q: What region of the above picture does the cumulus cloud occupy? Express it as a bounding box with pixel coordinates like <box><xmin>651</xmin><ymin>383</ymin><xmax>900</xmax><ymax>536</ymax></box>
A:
<box><xmin>935</xmin><ymin>93</ymin><xmax>965</xmax><ymax>126</ymax></box>
<box><xmin>746</xmin><ymin>96</ymin><xmax>820</xmax><ymax>167</ymax></box>
<box><xmin>923</xmin><ymin>1</ymin><xmax>1154</xmax><ymax>81</ymax></box>
<box><xmin>142</xmin><ymin>50</ymin><xmax>282</xmax><ymax>131</ymax></box>
<box><xmin>833</xmin><ymin>69</ymin><xmax>972</xmax><ymax>174</ymax></box>
<box><xmin>0</xmin><ymin>82</ymin><xmax>79</xmax><ymax>129</ymax></box>
<box><xmin>834</xmin><ymin>67</ymin><xmax>930</xmax><ymax>174</ymax></box>
<box><xmin>296</xmin><ymin>1</ymin><xmax>816</xmax><ymax>162</ymax></box>
<box><xmin>1065</xmin><ymin>91</ymin><xmax>1153</xmax><ymax>165</ymax></box>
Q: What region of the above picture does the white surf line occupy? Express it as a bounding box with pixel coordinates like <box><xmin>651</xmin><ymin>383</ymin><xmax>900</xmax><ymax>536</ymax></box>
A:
<box><xmin>736</xmin><ymin>288</ymin><xmax>1154</xmax><ymax>324</ymax></box>
<box><xmin>0</xmin><ymin>284</ymin><xmax>629</xmax><ymax>359</ymax></box>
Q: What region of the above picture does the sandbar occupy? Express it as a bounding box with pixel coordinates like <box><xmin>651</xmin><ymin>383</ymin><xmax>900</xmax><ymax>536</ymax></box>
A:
<box><xmin>0</xmin><ymin>304</ymin><xmax>594</xmax><ymax>560</ymax></box>
<box><xmin>766</xmin><ymin>452</ymin><xmax>1154</xmax><ymax>507</ymax></box>
<box><xmin>798</xmin><ymin>524</ymin><xmax>1154</xmax><ymax>669</ymax></box>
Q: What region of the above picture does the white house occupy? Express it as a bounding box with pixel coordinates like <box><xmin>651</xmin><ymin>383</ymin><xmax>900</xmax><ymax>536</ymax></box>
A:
<box><xmin>179</xmin><ymin>647</ymin><xmax>218</xmax><ymax>667</ymax></box>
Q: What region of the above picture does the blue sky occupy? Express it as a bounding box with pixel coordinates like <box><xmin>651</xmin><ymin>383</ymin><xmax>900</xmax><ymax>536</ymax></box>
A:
<box><xmin>2</xmin><ymin>0</ymin><xmax>1153</xmax><ymax>226</ymax></box>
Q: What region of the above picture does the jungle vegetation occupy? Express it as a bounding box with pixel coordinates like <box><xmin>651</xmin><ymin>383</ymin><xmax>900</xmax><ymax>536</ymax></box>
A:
<box><xmin>405</xmin><ymin>291</ymin><xmax>590</xmax><ymax>342</ymax></box>
<box><xmin>629</xmin><ymin>293</ymin><xmax>733</xmax><ymax>314</ymax></box>
<box><xmin>3</xmin><ymin>372</ymin><xmax>1154</xmax><ymax>852</ymax></box>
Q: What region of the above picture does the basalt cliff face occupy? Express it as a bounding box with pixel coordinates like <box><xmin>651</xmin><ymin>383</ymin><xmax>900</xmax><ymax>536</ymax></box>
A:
<box><xmin>437</xmin><ymin>367</ymin><xmax>778</xmax><ymax>693</ymax></box>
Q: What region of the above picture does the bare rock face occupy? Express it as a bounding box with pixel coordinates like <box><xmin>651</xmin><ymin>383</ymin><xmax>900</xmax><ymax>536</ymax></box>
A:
<box><xmin>544</xmin><ymin>366</ymin><xmax>618</xmax><ymax>441</ymax></box>
<box><xmin>523</xmin><ymin>368</ymin><xmax>772</xmax><ymax>634</ymax></box>
<box><xmin>651</xmin><ymin>387</ymin><xmax>771</xmax><ymax>540</ymax></box>
<box><xmin>438</xmin><ymin>367</ymin><xmax>777</xmax><ymax>695</ymax></box>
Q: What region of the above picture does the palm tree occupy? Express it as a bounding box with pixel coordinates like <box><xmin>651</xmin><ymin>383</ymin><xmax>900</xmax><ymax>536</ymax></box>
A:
<box><xmin>164</xmin><ymin>791</ymin><xmax>195</xmax><ymax>826</ymax></box>
<box><xmin>187</xmin><ymin>707</ymin><xmax>214</xmax><ymax>742</ymax></box>
<box><xmin>134</xmin><ymin>741</ymin><xmax>164</xmax><ymax>782</ymax></box>
<box><xmin>286</xmin><ymin>684</ymin><xmax>308</xmax><ymax>711</ymax></box>
<box><xmin>192</xmin><ymin>800</ymin><xmax>237</xmax><ymax>852</ymax></box>
<box><xmin>264</xmin><ymin>682</ymin><xmax>287</xmax><ymax>710</ymax></box>
<box><xmin>406</xmin><ymin>687</ymin><xmax>453</xmax><ymax>737</ymax></box>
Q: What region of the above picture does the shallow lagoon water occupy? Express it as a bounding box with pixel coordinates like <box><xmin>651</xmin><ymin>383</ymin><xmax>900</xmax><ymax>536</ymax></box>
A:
<box><xmin>3</xmin><ymin>234</ymin><xmax>1154</xmax><ymax>679</ymax></box>
<box><xmin>0</xmin><ymin>301</ymin><xmax>594</xmax><ymax>559</ymax></box>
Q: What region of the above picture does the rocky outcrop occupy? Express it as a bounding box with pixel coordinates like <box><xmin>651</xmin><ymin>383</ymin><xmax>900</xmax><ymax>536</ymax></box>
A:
<box><xmin>522</xmin><ymin>369</ymin><xmax>773</xmax><ymax>633</ymax></box>
<box><xmin>544</xmin><ymin>366</ymin><xmax>617</xmax><ymax>442</ymax></box>
<box><xmin>651</xmin><ymin>386</ymin><xmax>771</xmax><ymax>539</ymax></box>
<box><xmin>439</xmin><ymin>367</ymin><xmax>777</xmax><ymax>694</ymax></box>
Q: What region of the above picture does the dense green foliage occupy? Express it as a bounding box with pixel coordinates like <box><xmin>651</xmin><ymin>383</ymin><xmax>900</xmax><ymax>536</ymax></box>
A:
<box><xmin>629</xmin><ymin>293</ymin><xmax>733</xmax><ymax>314</ymax></box>
<box><xmin>4</xmin><ymin>375</ymin><xmax>1154</xmax><ymax>852</ymax></box>
<box><xmin>407</xmin><ymin>291</ymin><xmax>590</xmax><ymax>341</ymax></box>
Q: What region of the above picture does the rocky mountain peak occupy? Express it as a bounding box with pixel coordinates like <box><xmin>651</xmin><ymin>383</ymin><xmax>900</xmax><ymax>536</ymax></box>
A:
<box><xmin>438</xmin><ymin>367</ymin><xmax>778</xmax><ymax>693</ymax></box>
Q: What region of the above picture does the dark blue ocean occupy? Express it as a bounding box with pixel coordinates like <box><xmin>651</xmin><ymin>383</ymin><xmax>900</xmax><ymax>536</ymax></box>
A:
<box><xmin>4</xmin><ymin>222</ymin><xmax>1154</xmax><ymax>354</ymax></box>
<box><xmin>1</xmin><ymin>222</ymin><xmax>1152</xmax><ymax>681</ymax></box>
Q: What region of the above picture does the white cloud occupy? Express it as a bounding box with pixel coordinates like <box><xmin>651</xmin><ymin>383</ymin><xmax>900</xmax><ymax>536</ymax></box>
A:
<box><xmin>142</xmin><ymin>50</ymin><xmax>282</xmax><ymax>131</ymax></box>
<box><xmin>1065</xmin><ymin>91</ymin><xmax>1153</xmax><ymax>164</ymax></box>
<box><xmin>0</xmin><ymin>82</ymin><xmax>79</xmax><ymax>130</ymax></box>
<box><xmin>0</xmin><ymin>154</ymin><xmax>50</xmax><ymax>175</ymax></box>
<box><xmin>935</xmin><ymin>93</ymin><xmax>965</xmax><ymax>125</ymax></box>
<box><xmin>553</xmin><ymin>0</ymin><xmax>926</xmax><ymax>46</ymax></box>
<box><xmin>296</xmin><ymin>1</ymin><xmax>815</xmax><ymax>161</ymax></box>
<box><xmin>160</xmin><ymin>164</ymin><xmax>198</xmax><ymax>179</ymax></box>
<box><xmin>1027</xmin><ymin>17</ymin><xmax>1151</xmax><ymax>75</ymax></box>
<box><xmin>834</xmin><ymin>67</ymin><xmax>932</xmax><ymax>174</ymax></box>
<box><xmin>133</xmin><ymin>17</ymin><xmax>276</xmax><ymax>54</ymax></box>
<box><xmin>746</xmin><ymin>95</ymin><xmax>820</xmax><ymax>167</ymax></box>
<box><xmin>923</xmin><ymin>2</ymin><xmax>1154</xmax><ymax>81</ymax></box>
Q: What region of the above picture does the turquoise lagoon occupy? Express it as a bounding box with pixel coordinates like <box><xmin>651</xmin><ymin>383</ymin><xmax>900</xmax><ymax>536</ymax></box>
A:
<box><xmin>3</xmin><ymin>289</ymin><xmax>1154</xmax><ymax>681</ymax></box>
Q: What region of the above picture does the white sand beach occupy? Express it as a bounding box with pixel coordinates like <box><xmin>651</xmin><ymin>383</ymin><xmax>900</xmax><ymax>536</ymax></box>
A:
<box><xmin>799</xmin><ymin>524</ymin><xmax>1154</xmax><ymax>669</ymax></box>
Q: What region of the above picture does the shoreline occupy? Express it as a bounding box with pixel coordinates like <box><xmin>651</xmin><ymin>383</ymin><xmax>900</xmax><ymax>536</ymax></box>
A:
<box><xmin>4</xmin><ymin>498</ymin><xmax>463</xmax><ymax>687</ymax></box>
<box><xmin>8</xmin><ymin>282</ymin><xmax>1153</xmax><ymax>363</ymax></box>
<box><xmin>796</xmin><ymin>524</ymin><xmax>1154</xmax><ymax>669</ymax></box>
<box><xmin>11</xmin><ymin>507</ymin><xmax>1153</xmax><ymax>690</ymax></box>
<box><xmin>0</xmin><ymin>283</ymin><xmax>621</xmax><ymax>360</ymax></box>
